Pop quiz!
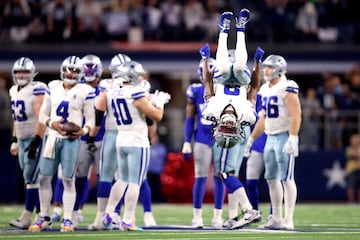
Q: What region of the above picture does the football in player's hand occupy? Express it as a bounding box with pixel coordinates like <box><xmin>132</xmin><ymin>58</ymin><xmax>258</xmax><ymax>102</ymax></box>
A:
<box><xmin>62</xmin><ymin>122</ymin><xmax>81</xmax><ymax>136</ymax></box>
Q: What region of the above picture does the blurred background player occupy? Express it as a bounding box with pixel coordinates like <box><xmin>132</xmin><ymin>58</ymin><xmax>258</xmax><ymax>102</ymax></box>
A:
<box><xmin>246</xmin><ymin>54</ymin><xmax>301</xmax><ymax>230</ymax></box>
<box><xmin>243</xmin><ymin>50</ymin><xmax>268</xmax><ymax>221</ymax></box>
<box><xmin>73</xmin><ymin>54</ymin><xmax>104</xmax><ymax>225</ymax></box>
<box><xmin>29</xmin><ymin>55</ymin><xmax>95</xmax><ymax>232</ymax></box>
<box><xmin>182</xmin><ymin>48</ymin><xmax>225</xmax><ymax>229</ymax></box>
<box><xmin>100</xmin><ymin>60</ymin><xmax>170</xmax><ymax>231</ymax></box>
<box><xmin>201</xmin><ymin>9</ymin><xmax>263</xmax><ymax>230</ymax></box>
<box><xmin>344</xmin><ymin>133</ymin><xmax>360</xmax><ymax>204</ymax></box>
<box><xmin>9</xmin><ymin>57</ymin><xmax>47</xmax><ymax>229</ymax></box>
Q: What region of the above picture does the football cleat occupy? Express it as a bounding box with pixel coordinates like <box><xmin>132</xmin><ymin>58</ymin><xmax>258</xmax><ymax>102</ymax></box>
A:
<box><xmin>111</xmin><ymin>213</ymin><xmax>122</xmax><ymax>230</ymax></box>
<box><xmin>236</xmin><ymin>8</ymin><xmax>250</xmax><ymax>32</ymax></box>
<box><xmin>282</xmin><ymin>220</ymin><xmax>294</xmax><ymax>230</ymax></box>
<box><xmin>211</xmin><ymin>217</ymin><xmax>223</xmax><ymax>229</ymax></box>
<box><xmin>120</xmin><ymin>221</ymin><xmax>143</xmax><ymax>231</ymax></box>
<box><xmin>219</xmin><ymin>12</ymin><xmax>233</xmax><ymax>33</ymax></box>
<box><xmin>102</xmin><ymin>213</ymin><xmax>113</xmax><ymax>229</ymax></box>
<box><xmin>144</xmin><ymin>212</ymin><xmax>157</xmax><ymax>227</ymax></box>
<box><xmin>9</xmin><ymin>210</ymin><xmax>32</xmax><ymax>229</ymax></box>
<box><xmin>222</xmin><ymin>216</ymin><xmax>238</xmax><ymax>228</ymax></box>
<box><xmin>61</xmin><ymin>218</ymin><xmax>74</xmax><ymax>232</ymax></box>
<box><xmin>191</xmin><ymin>217</ymin><xmax>204</xmax><ymax>228</ymax></box>
<box><xmin>28</xmin><ymin>216</ymin><xmax>52</xmax><ymax>232</ymax></box>
<box><xmin>258</xmin><ymin>218</ymin><xmax>284</xmax><ymax>230</ymax></box>
<box><xmin>231</xmin><ymin>209</ymin><xmax>261</xmax><ymax>229</ymax></box>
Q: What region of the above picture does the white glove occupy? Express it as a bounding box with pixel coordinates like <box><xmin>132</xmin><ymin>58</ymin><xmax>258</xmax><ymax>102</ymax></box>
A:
<box><xmin>151</xmin><ymin>90</ymin><xmax>171</xmax><ymax>108</ymax></box>
<box><xmin>10</xmin><ymin>142</ymin><xmax>18</xmax><ymax>153</ymax></box>
<box><xmin>283</xmin><ymin>135</ymin><xmax>299</xmax><ymax>157</ymax></box>
<box><xmin>182</xmin><ymin>142</ymin><xmax>192</xmax><ymax>154</ymax></box>
<box><xmin>243</xmin><ymin>137</ymin><xmax>254</xmax><ymax>158</ymax></box>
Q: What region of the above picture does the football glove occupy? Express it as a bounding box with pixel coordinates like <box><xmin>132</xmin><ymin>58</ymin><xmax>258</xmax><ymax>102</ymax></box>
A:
<box><xmin>199</xmin><ymin>43</ymin><xmax>210</xmax><ymax>59</ymax></box>
<box><xmin>10</xmin><ymin>136</ymin><xmax>18</xmax><ymax>154</ymax></box>
<box><xmin>87</xmin><ymin>136</ymin><xmax>97</xmax><ymax>155</ymax></box>
<box><xmin>283</xmin><ymin>135</ymin><xmax>299</xmax><ymax>157</ymax></box>
<box><xmin>182</xmin><ymin>142</ymin><xmax>192</xmax><ymax>161</ymax></box>
<box><xmin>151</xmin><ymin>90</ymin><xmax>171</xmax><ymax>108</ymax></box>
<box><xmin>253</xmin><ymin>46</ymin><xmax>265</xmax><ymax>62</ymax></box>
<box><xmin>243</xmin><ymin>137</ymin><xmax>254</xmax><ymax>158</ymax></box>
<box><xmin>26</xmin><ymin>135</ymin><xmax>42</xmax><ymax>159</ymax></box>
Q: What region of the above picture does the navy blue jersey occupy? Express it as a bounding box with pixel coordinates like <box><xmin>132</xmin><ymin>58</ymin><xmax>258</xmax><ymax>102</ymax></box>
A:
<box><xmin>186</xmin><ymin>83</ymin><xmax>214</xmax><ymax>145</ymax></box>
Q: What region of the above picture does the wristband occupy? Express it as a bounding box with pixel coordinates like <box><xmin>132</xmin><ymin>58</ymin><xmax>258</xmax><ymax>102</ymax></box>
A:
<box><xmin>82</xmin><ymin>126</ymin><xmax>90</xmax><ymax>136</ymax></box>
<box><xmin>10</xmin><ymin>136</ymin><xmax>18</xmax><ymax>143</ymax></box>
<box><xmin>289</xmin><ymin>135</ymin><xmax>298</xmax><ymax>141</ymax></box>
<box><xmin>184</xmin><ymin>117</ymin><xmax>195</xmax><ymax>142</ymax></box>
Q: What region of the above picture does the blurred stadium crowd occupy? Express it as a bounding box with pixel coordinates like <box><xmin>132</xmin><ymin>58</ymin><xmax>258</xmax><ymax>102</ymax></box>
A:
<box><xmin>1</xmin><ymin>0</ymin><xmax>360</xmax><ymax>44</ymax></box>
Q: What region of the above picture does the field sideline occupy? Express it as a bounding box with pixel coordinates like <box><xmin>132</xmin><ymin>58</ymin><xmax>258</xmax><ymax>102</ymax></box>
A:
<box><xmin>0</xmin><ymin>203</ymin><xmax>359</xmax><ymax>239</ymax></box>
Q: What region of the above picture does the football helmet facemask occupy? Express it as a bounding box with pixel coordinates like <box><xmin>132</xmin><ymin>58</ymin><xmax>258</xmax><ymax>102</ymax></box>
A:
<box><xmin>214</xmin><ymin>104</ymin><xmax>244</xmax><ymax>148</ymax></box>
<box><xmin>81</xmin><ymin>54</ymin><xmax>103</xmax><ymax>83</ymax></box>
<box><xmin>12</xmin><ymin>57</ymin><xmax>37</xmax><ymax>87</ymax></box>
<box><xmin>61</xmin><ymin>55</ymin><xmax>83</xmax><ymax>85</ymax></box>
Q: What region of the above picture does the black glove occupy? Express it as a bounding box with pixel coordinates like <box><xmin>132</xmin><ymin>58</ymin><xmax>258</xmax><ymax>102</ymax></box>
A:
<box><xmin>26</xmin><ymin>135</ymin><xmax>42</xmax><ymax>159</ymax></box>
<box><xmin>87</xmin><ymin>136</ymin><xmax>97</xmax><ymax>154</ymax></box>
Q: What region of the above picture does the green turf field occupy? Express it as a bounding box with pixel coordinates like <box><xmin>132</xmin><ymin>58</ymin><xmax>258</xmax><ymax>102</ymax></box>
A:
<box><xmin>0</xmin><ymin>203</ymin><xmax>359</xmax><ymax>239</ymax></box>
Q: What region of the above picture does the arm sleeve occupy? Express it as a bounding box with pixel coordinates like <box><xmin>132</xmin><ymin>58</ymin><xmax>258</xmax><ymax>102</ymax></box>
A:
<box><xmin>38</xmin><ymin>93</ymin><xmax>51</xmax><ymax>125</ymax></box>
<box><xmin>184</xmin><ymin>117</ymin><xmax>195</xmax><ymax>142</ymax></box>
<box><xmin>83</xmin><ymin>98</ymin><xmax>95</xmax><ymax>129</ymax></box>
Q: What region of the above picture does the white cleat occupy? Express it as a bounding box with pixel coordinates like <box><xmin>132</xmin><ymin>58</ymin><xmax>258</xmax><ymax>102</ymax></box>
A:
<box><xmin>258</xmin><ymin>218</ymin><xmax>285</xmax><ymax>230</ymax></box>
<box><xmin>144</xmin><ymin>212</ymin><xmax>157</xmax><ymax>227</ymax></box>
<box><xmin>231</xmin><ymin>209</ymin><xmax>261</xmax><ymax>229</ymax></box>
<box><xmin>211</xmin><ymin>217</ymin><xmax>223</xmax><ymax>229</ymax></box>
<box><xmin>191</xmin><ymin>217</ymin><xmax>204</xmax><ymax>228</ymax></box>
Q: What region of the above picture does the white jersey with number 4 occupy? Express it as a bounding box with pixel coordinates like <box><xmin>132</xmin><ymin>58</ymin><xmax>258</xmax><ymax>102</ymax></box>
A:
<box><xmin>39</xmin><ymin>80</ymin><xmax>96</xmax><ymax>138</ymax></box>
<box><xmin>259</xmin><ymin>78</ymin><xmax>299</xmax><ymax>135</ymax></box>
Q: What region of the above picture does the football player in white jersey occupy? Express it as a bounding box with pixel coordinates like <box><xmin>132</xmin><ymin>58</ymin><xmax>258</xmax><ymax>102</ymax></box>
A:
<box><xmin>88</xmin><ymin>53</ymin><xmax>131</xmax><ymax>230</ymax></box>
<box><xmin>29</xmin><ymin>55</ymin><xmax>96</xmax><ymax>232</ymax></box>
<box><xmin>245</xmin><ymin>54</ymin><xmax>301</xmax><ymax>230</ymax></box>
<box><xmin>97</xmin><ymin>60</ymin><xmax>170</xmax><ymax>231</ymax></box>
<box><xmin>9</xmin><ymin>57</ymin><xmax>48</xmax><ymax>229</ymax></box>
<box><xmin>200</xmin><ymin>9</ymin><xmax>264</xmax><ymax>230</ymax></box>
<box><xmin>51</xmin><ymin>54</ymin><xmax>104</xmax><ymax>224</ymax></box>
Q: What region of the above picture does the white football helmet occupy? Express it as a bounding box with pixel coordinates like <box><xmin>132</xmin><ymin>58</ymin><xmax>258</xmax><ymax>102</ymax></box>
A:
<box><xmin>12</xmin><ymin>57</ymin><xmax>37</xmax><ymax>86</ymax></box>
<box><xmin>81</xmin><ymin>54</ymin><xmax>103</xmax><ymax>82</ymax></box>
<box><xmin>109</xmin><ymin>53</ymin><xmax>131</xmax><ymax>72</ymax></box>
<box><xmin>113</xmin><ymin>60</ymin><xmax>145</xmax><ymax>85</ymax></box>
<box><xmin>213</xmin><ymin>104</ymin><xmax>244</xmax><ymax>148</ymax></box>
<box><xmin>60</xmin><ymin>55</ymin><xmax>83</xmax><ymax>85</ymax></box>
<box><xmin>197</xmin><ymin>57</ymin><xmax>216</xmax><ymax>82</ymax></box>
<box><xmin>262</xmin><ymin>54</ymin><xmax>287</xmax><ymax>81</ymax></box>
